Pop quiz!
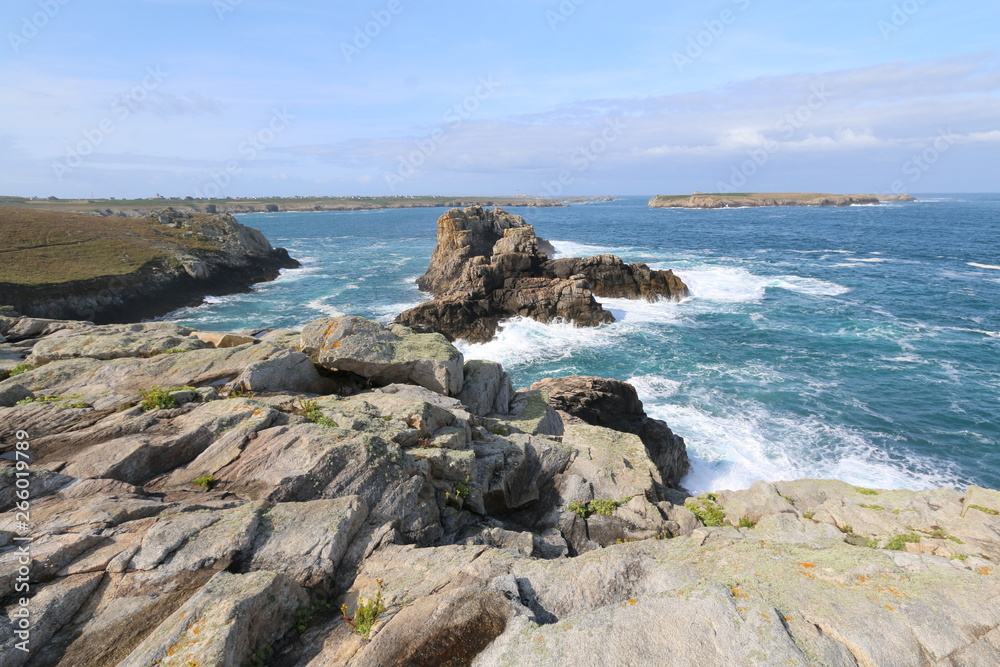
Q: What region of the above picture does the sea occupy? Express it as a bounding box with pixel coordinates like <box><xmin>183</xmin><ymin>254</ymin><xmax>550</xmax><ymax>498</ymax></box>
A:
<box><xmin>165</xmin><ymin>195</ymin><xmax>1000</xmax><ymax>494</ymax></box>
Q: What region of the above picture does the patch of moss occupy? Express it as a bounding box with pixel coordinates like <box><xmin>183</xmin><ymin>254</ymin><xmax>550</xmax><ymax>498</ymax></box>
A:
<box><xmin>969</xmin><ymin>504</ymin><xmax>999</xmax><ymax>516</ymax></box>
<box><xmin>859</xmin><ymin>504</ymin><xmax>886</xmax><ymax>511</ymax></box>
<box><xmin>855</xmin><ymin>487</ymin><xmax>879</xmax><ymax>496</ymax></box>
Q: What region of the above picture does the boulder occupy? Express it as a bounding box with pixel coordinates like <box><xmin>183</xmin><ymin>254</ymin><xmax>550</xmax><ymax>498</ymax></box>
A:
<box><xmin>301</xmin><ymin>316</ymin><xmax>464</xmax><ymax>396</ymax></box>
<box><xmin>457</xmin><ymin>360</ymin><xmax>513</xmax><ymax>417</ymax></box>
<box><xmin>531</xmin><ymin>375</ymin><xmax>690</xmax><ymax>487</ymax></box>
<box><xmin>26</xmin><ymin>322</ymin><xmax>207</xmax><ymax>365</ymax></box>
<box><xmin>191</xmin><ymin>331</ymin><xmax>258</xmax><ymax>348</ymax></box>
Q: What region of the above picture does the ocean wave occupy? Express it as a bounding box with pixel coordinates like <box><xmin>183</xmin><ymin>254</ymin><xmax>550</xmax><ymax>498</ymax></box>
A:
<box><xmin>457</xmin><ymin>317</ymin><xmax>614</xmax><ymax>367</ymax></box>
<box><xmin>549</xmin><ymin>239</ymin><xmax>628</xmax><ymax>258</ymax></box>
<box><xmin>305</xmin><ymin>297</ymin><xmax>345</xmax><ymax>318</ymax></box>
<box><xmin>626</xmin><ymin>374</ymin><xmax>682</xmax><ymax>398</ymax></box>
<box><xmin>969</xmin><ymin>262</ymin><xmax>1000</xmax><ymax>271</ymax></box>
<box><xmin>674</xmin><ymin>266</ymin><xmax>850</xmax><ymax>302</ymax></box>
<box><xmin>643</xmin><ymin>397</ymin><xmax>963</xmax><ymax>494</ymax></box>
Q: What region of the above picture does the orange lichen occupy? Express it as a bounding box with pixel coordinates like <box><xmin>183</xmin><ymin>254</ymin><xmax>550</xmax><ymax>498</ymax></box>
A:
<box><xmin>798</xmin><ymin>562</ymin><xmax>816</xmax><ymax>568</ymax></box>
<box><xmin>977</xmin><ymin>567</ymin><xmax>993</xmax><ymax>576</ymax></box>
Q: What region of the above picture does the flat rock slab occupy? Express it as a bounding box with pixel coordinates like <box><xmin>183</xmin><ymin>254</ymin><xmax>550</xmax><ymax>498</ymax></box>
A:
<box><xmin>301</xmin><ymin>316</ymin><xmax>464</xmax><ymax>396</ymax></box>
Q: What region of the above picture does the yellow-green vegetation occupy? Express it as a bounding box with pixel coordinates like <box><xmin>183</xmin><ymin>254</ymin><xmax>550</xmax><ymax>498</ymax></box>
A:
<box><xmin>192</xmin><ymin>474</ymin><xmax>216</xmax><ymax>490</ymax></box>
<box><xmin>859</xmin><ymin>504</ymin><xmax>886</xmax><ymax>511</ymax></box>
<box><xmin>302</xmin><ymin>400</ymin><xmax>338</xmax><ymax>428</ymax></box>
<box><xmin>7</xmin><ymin>363</ymin><xmax>34</xmax><ymax>377</ymax></box>
<box><xmin>886</xmin><ymin>534</ymin><xmax>922</xmax><ymax>551</ymax></box>
<box><xmin>738</xmin><ymin>516</ymin><xmax>757</xmax><ymax>529</ymax></box>
<box><xmin>686</xmin><ymin>495</ymin><xmax>726</xmax><ymax>527</ymax></box>
<box><xmin>855</xmin><ymin>487</ymin><xmax>879</xmax><ymax>496</ymax></box>
<box><xmin>246</xmin><ymin>645</ymin><xmax>273</xmax><ymax>667</ymax></box>
<box><xmin>16</xmin><ymin>393</ymin><xmax>90</xmax><ymax>408</ymax></box>
<box><xmin>341</xmin><ymin>580</ymin><xmax>386</xmax><ymax>639</ymax></box>
<box><xmin>138</xmin><ymin>386</ymin><xmax>196</xmax><ymax>411</ymax></box>
<box><xmin>445</xmin><ymin>476</ymin><xmax>472</xmax><ymax>508</ymax></box>
<box><xmin>568</xmin><ymin>499</ymin><xmax>624</xmax><ymax>519</ymax></box>
<box><xmin>969</xmin><ymin>504</ymin><xmax>999</xmax><ymax>516</ymax></box>
<box><xmin>16</xmin><ymin>394</ymin><xmax>62</xmax><ymax>405</ymax></box>
<box><xmin>0</xmin><ymin>208</ymin><xmax>225</xmax><ymax>286</ymax></box>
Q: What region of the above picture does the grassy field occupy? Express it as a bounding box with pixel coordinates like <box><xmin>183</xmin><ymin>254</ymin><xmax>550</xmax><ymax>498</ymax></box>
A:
<box><xmin>0</xmin><ymin>208</ymin><xmax>220</xmax><ymax>286</ymax></box>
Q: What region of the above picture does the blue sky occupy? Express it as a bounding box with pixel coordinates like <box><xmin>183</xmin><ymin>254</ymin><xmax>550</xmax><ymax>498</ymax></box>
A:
<box><xmin>2</xmin><ymin>0</ymin><xmax>998</xmax><ymax>197</ymax></box>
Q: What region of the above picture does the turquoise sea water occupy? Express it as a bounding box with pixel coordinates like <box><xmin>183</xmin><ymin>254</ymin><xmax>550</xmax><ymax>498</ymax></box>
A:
<box><xmin>165</xmin><ymin>195</ymin><xmax>1000</xmax><ymax>494</ymax></box>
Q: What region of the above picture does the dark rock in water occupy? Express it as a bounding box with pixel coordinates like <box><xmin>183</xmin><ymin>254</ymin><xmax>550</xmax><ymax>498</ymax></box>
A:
<box><xmin>530</xmin><ymin>375</ymin><xmax>690</xmax><ymax>488</ymax></box>
<box><xmin>397</xmin><ymin>206</ymin><xmax>688</xmax><ymax>342</ymax></box>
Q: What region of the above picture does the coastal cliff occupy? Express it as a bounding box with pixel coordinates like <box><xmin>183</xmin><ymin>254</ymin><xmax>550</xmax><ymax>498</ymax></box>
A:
<box><xmin>0</xmin><ymin>208</ymin><xmax>298</xmax><ymax>323</ymax></box>
<box><xmin>396</xmin><ymin>206</ymin><xmax>689</xmax><ymax>342</ymax></box>
<box><xmin>1</xmin><ymin>313</ymin><xmax>998</xmax><ymax>666</ymax></box>
<box><xmin>649</xmin><ymin>192</ymin><xmax>916</xmax><ymax>209</ymax></box>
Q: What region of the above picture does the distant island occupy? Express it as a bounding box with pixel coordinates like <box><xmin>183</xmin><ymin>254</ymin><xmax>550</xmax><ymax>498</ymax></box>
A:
<box><xmin>649</xmin><ymin>192</ymin><xmax>917</xmax><ymax>209</ymax></box>
<box><xmin>0</xmin><ymin>195</ymin><xmax>616</xmax><ymax>217</ymax></box>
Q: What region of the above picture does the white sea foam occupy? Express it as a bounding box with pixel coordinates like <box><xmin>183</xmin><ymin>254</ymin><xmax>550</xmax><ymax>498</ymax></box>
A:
<box><xmin>969</xmin><ymin>262</ymin><xmax>1000</xmax><ymax>271</ymax></box>
<box><xmin>675</xmin><ymin>266</ymin><xmax>850</xmax><ymax>302</ymax></box>
<box><xmin>643</xmin><ymin>399</ymin><xmax>961</xmax><ymax>494</ymax></box>
<box><xmin>842</xmin><ymin>257</ymin><xmax>891</xmax><ymax>263</ymax></box>
<box><xmin>626</xmin><ymin>374</ymin><xmax>682</xmax><ymax>398</ymax></box>
<box><xmin>549</xmin><ymin>239</ymin><xmax>627</xmax><ymax>258</ymax></box>
<box><xmin>458</xmin><ymin>317</ymin><xmax>613</xmax><ymax>367</ymax></box>
<box><xmin>305</xmin><ymin>297</ymin><xmax>345</xmax><ymax>318</ymax></box>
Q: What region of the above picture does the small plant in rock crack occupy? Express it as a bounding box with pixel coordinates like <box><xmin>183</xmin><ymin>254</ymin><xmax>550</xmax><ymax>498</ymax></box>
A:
<box><xmin>341</xmin><ymin>580</ymin><xmax>387</xmax><ymax>639</ymax></box>
<box><xmin>7</xmin><ymin>363</ymin><xmax>34</xmax><ymax>378</ymax></box>
<box><xmin>301</xmin><ymin>400</ymin><xmax>338</xmax><ymax>428</ymax></box>
<box><xmin>445</xmin><ymin>476</ymin><xmax>471</xmax><ymax>508</ymax></box>
<box><xmin>192</xmin><ymin>474</ymin><xmax>216</xmax><ymax>491</ymax></box>
<box><xmin>294</xmin><ymin>599</ymin><xmax>331</xmax><ymax>633</ymax></box>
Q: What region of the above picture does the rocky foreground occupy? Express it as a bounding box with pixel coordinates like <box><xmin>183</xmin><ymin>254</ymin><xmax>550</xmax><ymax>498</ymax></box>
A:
<box><xmin>0</xmin><ymin>208</ymin><xmax>298</xmax><ymax>324</ymax></box>
<box><xmin>396</xmin><ymin>206</ymin><xmax>689</xmax><ymax>343</ymax></box>
<box><xmin>649</xmin><ymin>193</ymin><xmax>918</xmax><ymax>209</ymax></box>
<box><xmin>1</xmin><ymin>311</ymin><xmax>999</xmax><ymax>666</ymax></box>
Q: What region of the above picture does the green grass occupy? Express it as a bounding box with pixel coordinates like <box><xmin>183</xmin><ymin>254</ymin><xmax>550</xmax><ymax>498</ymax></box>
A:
<box><xmin>855</xmin><ymin>487</ymin><xmax>879</xmax><ymax>496</ymax></box>
<box><xmin>859</xmin><ymin>504</ymin><xmax>886</xmax><ymax>511</ymax></box>
<box><xmin>969</xmin><ymin>504</ymin><xmax>999</xmax><ymax>516</ymax></box>
<box><xmin>886</xmin><ymin>534</ymin><xmax>922</xmax><ymax>551</ymax></box>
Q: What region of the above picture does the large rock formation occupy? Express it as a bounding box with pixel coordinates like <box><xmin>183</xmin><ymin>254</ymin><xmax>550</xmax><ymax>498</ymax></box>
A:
<box><xmin>530</xmin><ymin>375</ymin><xmax>690</xmax><ymax>488</ymax></box>
<box><xmin>396</xmin><ymin>206</ymin><xmax>689</xmax><ymax>343</ymax></box>
<box><xmin>2</xmin><ymin>314</ymin><xmax>998</xmax><ymax>666</ymax></box>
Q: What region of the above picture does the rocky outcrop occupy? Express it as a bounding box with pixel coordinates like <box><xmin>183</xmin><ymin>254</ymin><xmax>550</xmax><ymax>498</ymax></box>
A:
<box><xmin>0</xmin><ymin>208</ymin><xmax>299</xmax><ymax>323</ymax></box>
<box><xmin>2</xmin><ymin>314</ymin><xmax>998</xmax><ymax>666</ymax></box>
<box><xmin>530</xmin><ymin>375</ymin><xmax>690</xmax><ymax>488</ymax></box>
<box><xmin>397</xmin><ymin>206</ymin><xmax>689</xmax><ymax>342</ymax></box>
<box><xmin>650</xmin><ymin>193</ymin><xmax>883</xmax><ymax>208</ymax></box>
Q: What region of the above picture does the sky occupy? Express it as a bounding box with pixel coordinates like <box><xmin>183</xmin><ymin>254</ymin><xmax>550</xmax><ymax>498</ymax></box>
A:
<box><xmin>1</xmin><ymin>0</ymin><xmax>998</xmax><ymax>198</ymax></box>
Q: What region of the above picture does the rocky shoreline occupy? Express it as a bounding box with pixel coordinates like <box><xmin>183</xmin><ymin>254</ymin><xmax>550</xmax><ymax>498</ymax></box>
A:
<box><xmin>649</xmin><ymin>193</ymin><xmax>918</xmax><ymax>209</ymax></box>
<box><xmin>1</xmin><ymin>309</ymin><xmax>998</xmax><ymax>666</ymax></box>
<box><xmin>0</xmin><ymin>208</ymin><xmax>299</xmax><ymax>324</ymax></box>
